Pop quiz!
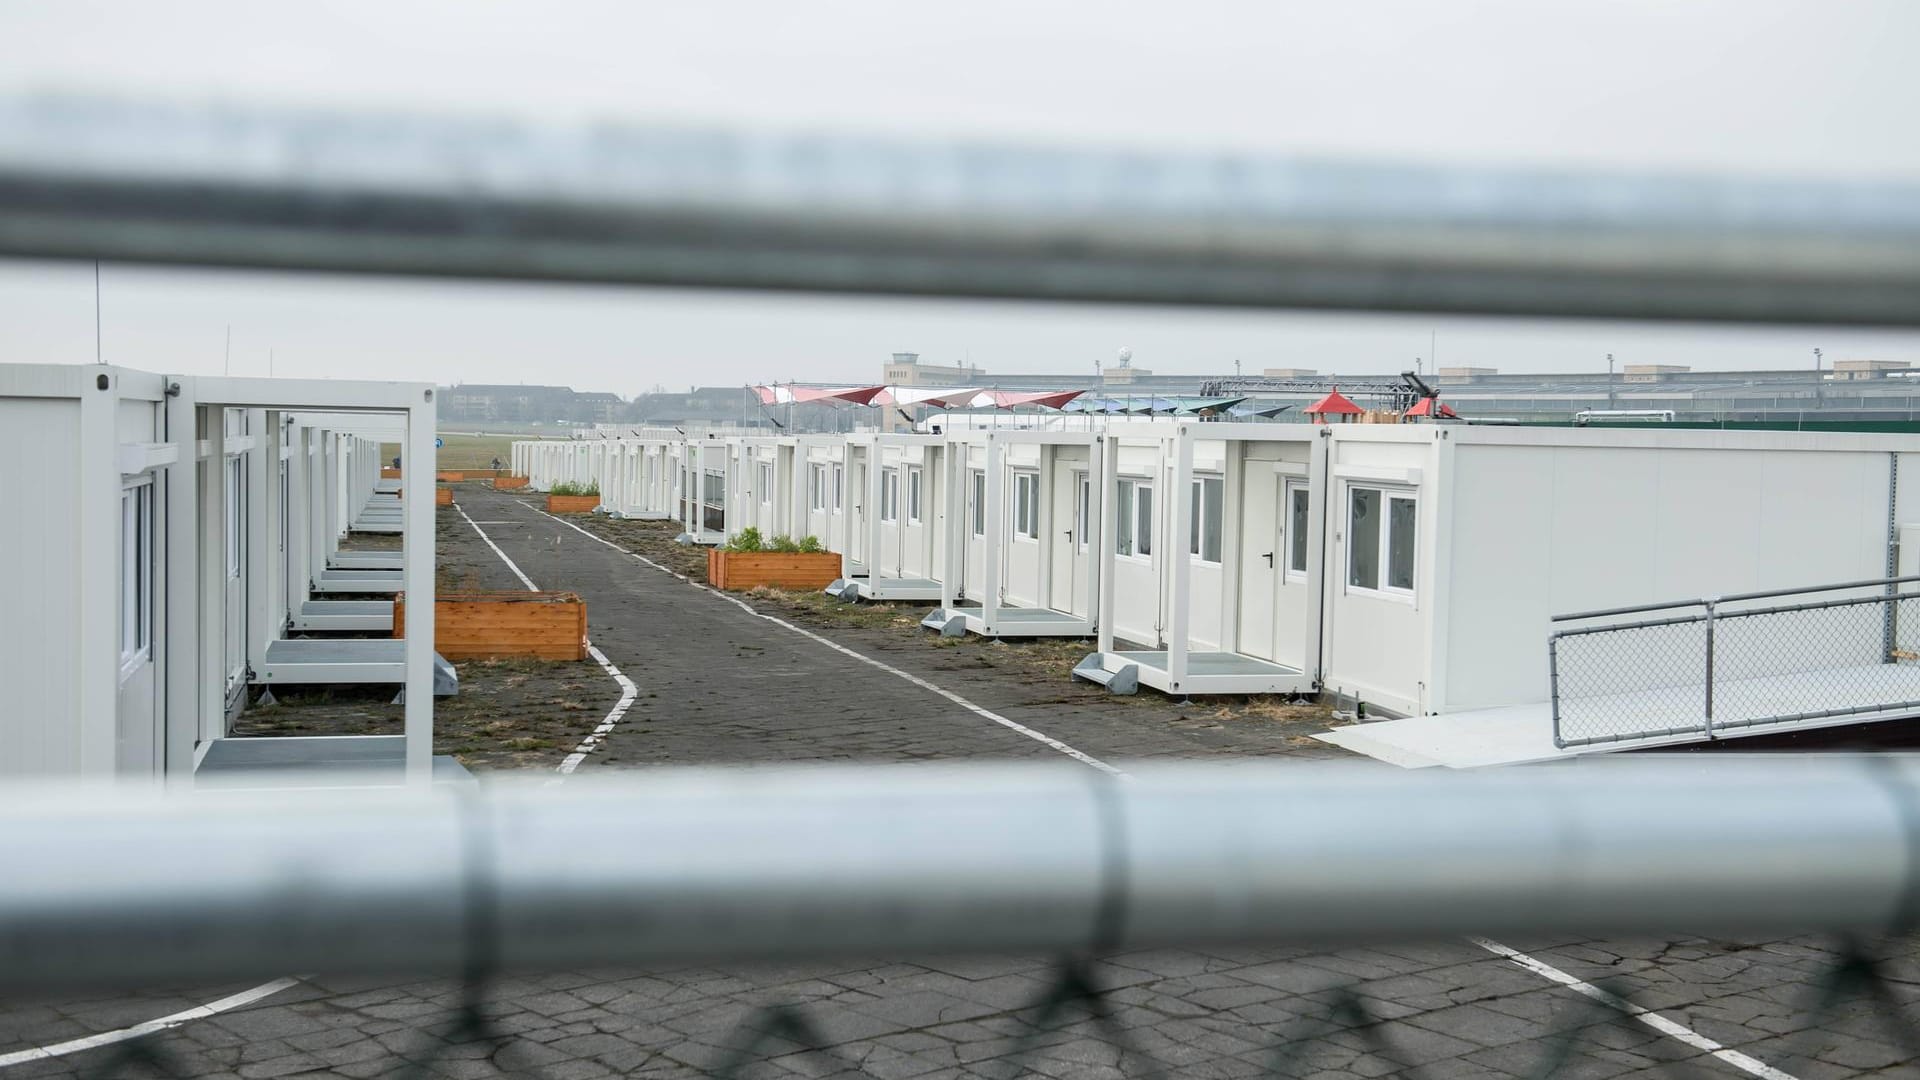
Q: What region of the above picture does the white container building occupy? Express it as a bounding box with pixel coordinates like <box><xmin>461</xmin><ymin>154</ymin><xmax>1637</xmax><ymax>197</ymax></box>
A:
<box><xmin>922</xmin><ymin>429</ymin><xmax>1104</xmax><ymax>637</ymax></box>
<box><xmin>0</xmin><ymin>364</ymin><xmax>449</xmax><ymax>783</ymax></box>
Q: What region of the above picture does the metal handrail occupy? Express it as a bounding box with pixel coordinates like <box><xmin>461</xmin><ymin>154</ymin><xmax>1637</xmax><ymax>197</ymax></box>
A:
<box><xmin>1550</xmin><ymin>574</ymin><xmax>1920</xmax><ymax>623</ymax></box>
<box><xmin>1550</xmin><ymin>577</ymin><xmax>1920</xmax><ymax>747</ymax></box>
<box><xmin>3</xmin><ymin>760</ymin><xmax>1919</xmax><ymax>994</ymax></box>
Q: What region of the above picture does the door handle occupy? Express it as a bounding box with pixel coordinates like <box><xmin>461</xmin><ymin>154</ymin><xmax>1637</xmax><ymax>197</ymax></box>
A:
<box><xmin>1262</xmin><ymin>552</ymin><xmax>1274</xmax><ymax>566</ymax></box>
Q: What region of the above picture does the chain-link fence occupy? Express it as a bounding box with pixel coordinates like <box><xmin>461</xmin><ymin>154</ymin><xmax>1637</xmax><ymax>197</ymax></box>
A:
<box><xmin>1551</xmin><ymin>577</ymin><xmax>1920</xmax><ymax>748</ymax></box>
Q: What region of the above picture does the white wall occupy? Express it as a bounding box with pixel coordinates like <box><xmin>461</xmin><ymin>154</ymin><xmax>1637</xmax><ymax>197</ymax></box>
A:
<box><xmin>0</xmin><ymin>397</ymin><xmax>83</xmax><ymax>775</ymax></box>
<box><xmin>1319</xmin><ymin>433</ymin><xmax>1440</xmax><ymax>716</ymax></box>
<box><xmin>1440</xmin><ymin>439</ymin><xmax>1895</xmax><ymax>713</ymax></box>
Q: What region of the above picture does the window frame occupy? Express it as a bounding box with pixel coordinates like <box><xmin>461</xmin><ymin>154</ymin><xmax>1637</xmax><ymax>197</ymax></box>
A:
<box><xmin>969</xmin><ymin>469</ymin><xmax>986</xmax><ymax>537</ymax></box>
<box><xmin>758</xmin><ymin>462</ymin><xmax>773</xmax><ymax>506</ymax></box>
<box><xmin>1074</xmin><ymin>473</ymin><xmax>1090</xmax><ymax>553</ymax></box>
<box><xmin>880</xmin><ymin>467</ymin><xmax>899</xmax><ymax>523</ymax></box>
<box><xmin>1345</xmin><ymin>482</ymin><xmax>1418</xmax><ymax>601</ymax></box>
<box><xmin>1114</xmin><ymin>477</ymin><xmax>1154</xmax><ymax>561</ymax></box>
<box><xmin>906</xmin><ymin>465</ymin><xmax>923</xmax><ymax>525</ymax></box>
<box><xmin>1188</xmin><ymin>473</ymin><xmax>1224</xmax><ymax>565</ymax></box>
<box><xmin>224</xmin><ymin>455</ymin><xmax>244</xmax><ymax>580</ymax></box>
<box><xmin>808</xmin><ymin>463</ymin><xmax>827</xmax><ymax>512</ymax></box>
<box><xmin>1011</xmin><ymin>470</ymin><xmax>1040</xmax><ymax>541</ymax></box>
<box><xmin>1284</xmin><ymin>479</ymin><xmax>1311</xmax><ymax>582</ymax></box>
<box><xmin>119</xmin><ymin>478</ymin><xmax>154</xmax><ymax>680</ymax></box>
<box><xmin>831</xmin><ymin>463</ymin><xmax>843</xmax><ymax>513</ymax></box>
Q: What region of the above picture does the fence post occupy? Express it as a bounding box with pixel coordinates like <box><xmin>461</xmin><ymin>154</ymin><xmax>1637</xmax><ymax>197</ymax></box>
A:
<box><xmin>1703</xmin><ymin>597</ymin><xmax>1718</xmax><ymax>740</ymax></box>
<box><xmin>1548</xmin><ymin>633</ymin><xmax>1565</xmax><ymax>748</ymax></box>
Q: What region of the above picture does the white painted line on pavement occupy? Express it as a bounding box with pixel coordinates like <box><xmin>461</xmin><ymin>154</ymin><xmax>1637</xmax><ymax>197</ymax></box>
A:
<box><xmin>455</xmin><ymin>502</ymin><xmax>538</xmax><ymax>592</ymax></box>
<box><xmin>0</xmin><ymin>978</ymin><xmax>303</xmax><ymax>1069</ymax></box>
<box><xmin>1470</xmin><ymin>937</ymin><xmax>1800</xmax><ymax>1080</ymax></box>
<box><xmin>519</xmin><ymin>501</ymin><xmax>1125</xmax><ymax>778</ymax></box>
<box><xmin>456</xmin><ymin>501</ymin><xmax>637</xmax><ymax>775</ymax></box>
<box><xmin>563</xmin><ymin>643</ymin><xmax>639</xmax><ymax>775</ymax></box>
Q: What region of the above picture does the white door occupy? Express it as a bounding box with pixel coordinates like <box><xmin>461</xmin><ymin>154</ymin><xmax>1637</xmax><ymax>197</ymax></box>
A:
<box><xmin>1049</xmin><ymin>466</ymin><xmax>1090</xmax><ymax>616</ymax></box>
<box><xmin>1237</xmin><ymin>472</ymin><xmax>1282</xmax><ymax>661</ymax></box>
<box><xmin>849</xmin><ymin>456</ymin><xmax>867</xmax><ymax>564</ymax></box>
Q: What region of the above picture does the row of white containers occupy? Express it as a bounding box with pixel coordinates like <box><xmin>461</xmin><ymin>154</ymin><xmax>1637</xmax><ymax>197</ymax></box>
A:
<box><xmin>515</xmin><ymin>422</ymin><xmax>1920</xmax><ymax>718</ymax></box>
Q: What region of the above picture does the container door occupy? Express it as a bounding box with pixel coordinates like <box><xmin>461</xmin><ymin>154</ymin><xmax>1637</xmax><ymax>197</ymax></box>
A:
<box><xmin>1237</xmin><ymin>472</ymin><xmax>1282</xmax><ymax>661</ymax></box>
<box><xmin>1049</xmin><ymin>466</ymin><xmax>1089</xmax><ymax>616</ymax></box>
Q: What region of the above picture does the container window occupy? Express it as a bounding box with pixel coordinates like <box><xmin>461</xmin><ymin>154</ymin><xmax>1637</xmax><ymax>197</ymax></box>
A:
<box><xmin>225</xmin><ymin>456</ymin><xmax>244</xmax><ymax>579</ymax></box>
<box><xmin>907</xmin><ymin>466</ymin><xmax>923</xmax><ymax>524</ymax></box>
<box><xmin>880</xmin><ymin>468</ymin><xmax>899</xmax><ymax>522</ymax></box>
<box><xmin>1012</xmin><ymin>471</ymin><xmax>1039</xmax><ymax>539</ymax></box>
<box><xmin>1189</xmin><ymin>475</ymin><xmax>1223</xmax><ymax>564</ymax></box>
<box><xmin>1286</xmin><ymin>482</ymin><xmax>1310</xmax><ymax>578</ymax></box>
<box><xmin>1388</xmin><ymin>495</ymin><xmax>1417</xmax><ymax>591</ymax></box>
<box><xmin>1075</xmin><ymin>474</ymin><xmax>1090</xmax><ymax>552</ymax></box>
<box><xmin>120</xmin><ymin>481</ymin><xmax>153</xmax><ymax>673</ymax></box>
<box><xmin>1347</xmin><ymin>485</ymin><xmax>1416</xmax><ymax>598</ymax></box>
<box><xmin>970</xmin><ymin>470</ymin><xmax>986</xmax><ymax>536</ymax></box>
<box><xmin>1115</xmin><ymin>479</ymin><xmax>1153</xmax><ymax>559</ymax></box>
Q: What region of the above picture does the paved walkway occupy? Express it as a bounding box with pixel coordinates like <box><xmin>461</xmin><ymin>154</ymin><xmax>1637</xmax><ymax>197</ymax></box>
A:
<box><xmin>2</xmin><ymin>484</ymin><xmax>1915</xmax><ymax>1079</ymax></box>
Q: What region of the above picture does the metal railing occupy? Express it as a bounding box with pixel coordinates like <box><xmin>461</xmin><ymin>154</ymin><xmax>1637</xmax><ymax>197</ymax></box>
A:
<box><xmin>1550</xmin><ymin>576</ymin><xmax>1920</xmax><ymax>748</ymax></box>
<box><xmin>5</xmin><ymin>95</ymin><xmax>1920</xmax><ymax>326</ymax></box>
<box><xmin>4</xmin><ymin>759</ymin><xmax>1920</xmax><ymax>995</ymax></box>
<box><xmin>9</xmin><ymin>761</ymin><xmax>1920</xmax><ymax>1077</ymax></box>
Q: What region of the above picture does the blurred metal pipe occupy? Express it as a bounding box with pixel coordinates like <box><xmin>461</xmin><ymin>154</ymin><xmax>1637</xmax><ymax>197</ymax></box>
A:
<box><xmin>4</xmin><ymin>96</ymin><xmax>1920</xmax><ymax>325</ymax></box>
<box><xmin>2</xmin><ymin>758</ymin><xmax>1917</xmax><ymax>993</ymax></box>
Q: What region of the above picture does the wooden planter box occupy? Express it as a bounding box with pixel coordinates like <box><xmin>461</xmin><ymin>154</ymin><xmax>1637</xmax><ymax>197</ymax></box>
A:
<box><xmin>708</xmin><ymin>550</ymin><xmax>842</xmax><ymax>591</ymax></box>
<box><xmin>436</xmin><ymin>470</ymin><xmax>465</xmax><ymax>483</ymax></box>
<box><xmin>547</xmin><ymin>493</ymin><xmax>601</xmax><ymax>513</ymax></box>
<box><xmin>435</xmin><ymin>486</ymin><xmax>454</xmax><ymax>506</ymax></box>
<box><xmin>380</xmin><ymin>467</ymin><xmax>401</xmax><ymax>479</ymax></box>
<box><xmin>493</xmin><ymin>476</ymin><xmax>529</xmax><ymax>490</ymax></box>
<box><xmin>394</xmin><ymin>591</ymin><xmax>587</xmax><ymax>661</ymax></box>
<box><xmin>461</xmin><ymin>469</ymin><xmax>507</xmax><ymax>480</ymax></box>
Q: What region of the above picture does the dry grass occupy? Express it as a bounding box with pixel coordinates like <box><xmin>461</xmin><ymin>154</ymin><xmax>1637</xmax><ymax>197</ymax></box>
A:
<box><xmin>383</xmin><ymin>434</ymin><xmax>521</xmax><ymax>473</ymax></box>
<box><xmin>231</xmin><ymin>655</ymin><xmax>620</xmax><ymax>771</ymax></box>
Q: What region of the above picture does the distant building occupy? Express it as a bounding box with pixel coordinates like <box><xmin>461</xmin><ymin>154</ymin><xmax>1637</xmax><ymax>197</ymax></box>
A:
<box><xmin>1437</xmin><ymin>366</ymin><xmax>1499</xmax><ymax>380</ymax></box>
<box><xmin>441</xmin><ymin>384</ymin><xmax>583</xmax><ymax>423</ymax></box>
<box><xmin>1262</xmin><ymin>368</ymin><xmax>1319</xmax><ymax>378</ymax></box>
<box><xmin>574</xmin><ymin>392</ymin><xmax>626</xmax><ymax>423</ymax></box>
<box><xmin>885</xmin><ymin>352</ymin><xmax>984</xmax><ymax>387</ymax></box>
<box><xmin>629</xmin><ymin>386</ymin><xmax>763</xmax><ymax>429</ymax></box>
<box><xmin>1831</xmin><ymin>359</ymin><xmax>1913</xmax><ymax>380</ymax></box>
<box><xmin>881</xmin><ymin>353</ymin><xmax>987</xmax><ymax>429</ymax></box>
<box><xmin>439</xmin><ymin>383</ymin><xmax>634</xmax><ymax>425</ymax></box>
<box><xmin>1623</xmin><ymin>364</ymin><xmax>1691</xmax><ymax>383</ymax></box>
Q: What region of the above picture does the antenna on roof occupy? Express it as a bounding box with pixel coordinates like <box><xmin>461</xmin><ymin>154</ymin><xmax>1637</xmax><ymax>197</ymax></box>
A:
<box><xmin>94</xmin><ymin>262</ymin><xmax>104</xmax><ymax>365</ymax></box>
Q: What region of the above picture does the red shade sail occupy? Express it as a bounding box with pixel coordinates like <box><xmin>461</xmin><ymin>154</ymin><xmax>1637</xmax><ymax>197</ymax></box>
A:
<box><xmin>1403</xmin><ymin>397</ymin><xmax>1457</xmax><ymax>418</ymax></box>
<box><xmin>1304</xmin><ymin>389</ymin><xmax>1364</xmax><ymax>415</ymax></box>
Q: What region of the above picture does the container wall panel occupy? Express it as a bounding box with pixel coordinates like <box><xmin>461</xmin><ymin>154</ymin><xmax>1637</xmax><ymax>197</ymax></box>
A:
<box><xmin>0</xmin><ymin>400</ymin><xmax>83</xmax><ymax>775</ymax></box>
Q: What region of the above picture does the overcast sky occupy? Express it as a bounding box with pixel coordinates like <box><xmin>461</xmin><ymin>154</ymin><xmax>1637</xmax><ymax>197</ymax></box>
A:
<box><xmin>3</xmin><ymin>0</ymin><xmax>1917</xmax><ymax>392</ymax></box>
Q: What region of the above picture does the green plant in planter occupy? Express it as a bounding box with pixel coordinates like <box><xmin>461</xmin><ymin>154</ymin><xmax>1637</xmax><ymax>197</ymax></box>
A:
<box><xmin>723</xmin><ymin>526</ymin><xmax>765</xmax><ymax>553</ymax></box>
<box><xmin>765</xmin><ymin>534</ymin><xmax>802</xmax><ymax>553</ymax></box>
<box><xmin>549</xmin><ymin>480</ymin><xmax>600</xmax><ymax>497</ymax></box>
<box><xmin>797</xmin><ymin>535</ymin><xmax>826</xmax><ymax>554</ymax></box>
